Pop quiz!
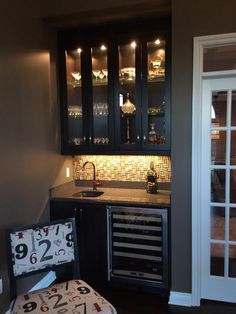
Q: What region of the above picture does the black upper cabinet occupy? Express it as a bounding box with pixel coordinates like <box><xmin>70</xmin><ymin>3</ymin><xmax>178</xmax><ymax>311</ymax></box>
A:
<box><xmin>58</xmin><ymin>20</ymin><xmax>171</xmax><ymax>155</ymax></box>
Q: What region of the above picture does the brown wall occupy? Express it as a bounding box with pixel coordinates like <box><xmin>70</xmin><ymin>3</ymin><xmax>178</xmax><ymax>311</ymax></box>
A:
<box><xmin>0</xmin><ymin>1</ymin><xmax>72</xmax><ymax>311</ymax></box>
<box><xmin>171</xmin><ymin>0</ymin><xmax>236</xmax><ymax>292</ymax></box>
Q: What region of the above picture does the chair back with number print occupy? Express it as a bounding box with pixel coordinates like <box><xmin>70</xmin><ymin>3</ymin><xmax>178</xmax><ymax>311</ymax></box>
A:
<box><xmin>7</xmin><ymin>218</ymin><xmax>79</xmax><ymax>300</ymax></box>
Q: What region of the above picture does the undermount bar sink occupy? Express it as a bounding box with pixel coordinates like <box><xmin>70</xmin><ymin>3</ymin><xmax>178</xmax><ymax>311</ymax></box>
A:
<box><xmin>73</xmin><ymin>190</ymin><xmax>104</xmax><ymax>197</ymax></box>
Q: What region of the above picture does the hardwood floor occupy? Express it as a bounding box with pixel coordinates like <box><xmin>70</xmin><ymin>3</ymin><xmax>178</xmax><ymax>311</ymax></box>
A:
<box><xmin>102</xmin><ymin>288</ymin><xmax>236</xmax><ymax>314</ymax></box>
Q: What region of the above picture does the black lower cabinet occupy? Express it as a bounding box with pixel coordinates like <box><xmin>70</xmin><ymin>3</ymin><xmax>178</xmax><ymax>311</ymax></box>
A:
<box><xmin>50</xmin><ymin>200</ymin><xmax>108</xmax><ymax>289</ymax></box>
<box><xmin>50</xmin><ymin>200</ymin><xmax>170</xmax><ymax>296</ymax></box>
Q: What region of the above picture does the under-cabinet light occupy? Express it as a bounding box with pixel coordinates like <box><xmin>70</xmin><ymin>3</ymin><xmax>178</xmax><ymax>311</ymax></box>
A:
<box><xmin>155</xmin><ymin>38</ymin><xmax>161</xmax><ymax>45</ymax></box>
<box><xmin>77</xmin><ymin>48</ymin><xmax>82</xmax><ymax>53</ymax></box>
<box><xmin>101</xmin><ymin>45</ymin><xmax>107</xmax><ymax>50</ymax></box>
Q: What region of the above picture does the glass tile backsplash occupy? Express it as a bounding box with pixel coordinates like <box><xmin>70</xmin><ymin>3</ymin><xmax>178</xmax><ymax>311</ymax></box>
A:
<box><xmin>73</xmin><ymin>155</ymin><xmax>171</xmax><ymax>183</ymax></box>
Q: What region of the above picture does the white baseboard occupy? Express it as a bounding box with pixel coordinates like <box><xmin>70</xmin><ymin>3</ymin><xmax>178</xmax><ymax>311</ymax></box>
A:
<box><xmin>30</xmin><ymin>271</ymin><xmax>56</xmax><ymax>291</ymax></box>
<box><xmin>168</xmin><ymin>291</ymin><xmax>192</xmax><ymax>307</ymax></box>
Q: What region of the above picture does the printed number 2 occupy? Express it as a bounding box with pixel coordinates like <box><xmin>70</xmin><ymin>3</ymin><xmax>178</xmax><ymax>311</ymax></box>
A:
<box><xmin>47</xmin><ymin>294</ymin><xmax>68</xmax><ymax>309</ymax></box>
<box><xmin>39</xmin><ymin>239</ymin><xmax>53</xmax><ymax>262</ymax></box>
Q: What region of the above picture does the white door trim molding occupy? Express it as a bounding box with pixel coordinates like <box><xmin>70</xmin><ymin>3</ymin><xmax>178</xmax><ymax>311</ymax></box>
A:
<box><xmin>192</xmin><ymin>32</ymin><xmax>236</xmax><ymax>306</ymax></box>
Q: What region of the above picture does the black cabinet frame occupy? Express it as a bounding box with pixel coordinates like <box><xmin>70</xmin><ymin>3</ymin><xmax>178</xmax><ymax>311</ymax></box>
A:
<box><xmin>58</xmin><ymin>19</ymin><xmax>171</xmax><ymax>155</ymax></box>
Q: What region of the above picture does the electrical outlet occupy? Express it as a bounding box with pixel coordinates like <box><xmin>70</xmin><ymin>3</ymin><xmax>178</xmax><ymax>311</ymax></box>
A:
<box><xmin>66</xmin><ymin>167</ymin><xmax>70</xmax><ymax>178</ymax></box>
<box><xmin>0</xmin><ymin>278</ymin><xmax>3</xmax><ymax>294</ymax></box>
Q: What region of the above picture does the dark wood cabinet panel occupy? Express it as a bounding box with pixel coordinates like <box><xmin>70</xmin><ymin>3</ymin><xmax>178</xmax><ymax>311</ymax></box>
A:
<box><xmin>50</xmin><ymin>200</ymin><xmax>108</xmax><ymax>289</ymax></box>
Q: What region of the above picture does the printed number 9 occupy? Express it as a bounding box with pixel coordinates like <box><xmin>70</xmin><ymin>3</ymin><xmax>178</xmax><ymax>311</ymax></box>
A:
<box><xmin>77</xmin><ymin>286</ymin><xmax>90</xmax><ymax>294</ymax></box>
<box><xmin>65</xmin><ymin>232</ymin><xmax>73</xmax><ymax>247</ymax></box>
<box><xmin>22</xmin><ymin>301</ymin><xmax>37</xmax><ymax>312</ymax></box>
<box><xmin>15</xmin><ymin>244</ymin><xmax>28</xmax><ymax>259</ymax></box>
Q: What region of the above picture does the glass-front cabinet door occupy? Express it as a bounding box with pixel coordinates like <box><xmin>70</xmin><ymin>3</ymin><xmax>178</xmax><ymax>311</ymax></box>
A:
<box><xmin>59</xmin><ymin>27</ymin><xmax>170</xmax><ymax>154</ymax></box>
<box><xmin>144</xmin><ymin>38</ymin><xmax>167</xmax><ymax>149</ymax></box>
<box><xmin>91</xmin><ymin>45</ymin><xmax>110</xmax><ymax>146</ymax></box>
<box><xmin>115</xmin><ymin>40</ymin><xmax>141</xmax><ymax>149</ymax></box>
<box><xmin>65</xmin><ymin>49</ymin><xmax>83</xmax><ymax>147</ymax></box>
<box><xmin>114</xmin><ymin>35</ymin><xmax>169</xmax><ymax>152</ymax></box>
<box><xmin>62</xmin><ymin>44</ymin><xmax>112</xmax><ymax>153</ymax></box>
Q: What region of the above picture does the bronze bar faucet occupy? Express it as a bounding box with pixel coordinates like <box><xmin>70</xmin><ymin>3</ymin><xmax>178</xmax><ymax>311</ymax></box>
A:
<box><xmin>82</xmin><ymin>161</ymin><xmax>97</xmax><ymax>190</ymax></box>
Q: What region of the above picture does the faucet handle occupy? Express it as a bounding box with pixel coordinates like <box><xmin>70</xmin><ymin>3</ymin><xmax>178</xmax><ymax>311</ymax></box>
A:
<box><xmin>95</xmin><ymin>179</ymin><xmax>102</xmax><ymax>187</ymax></box>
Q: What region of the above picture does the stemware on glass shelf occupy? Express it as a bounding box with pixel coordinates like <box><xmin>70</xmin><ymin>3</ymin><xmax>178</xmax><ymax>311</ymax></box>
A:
<box><xmin>102</xmin><ymin>69</ymin><xmax>108</xmax><ymax>79</ymax></box>
<box><xmin>92</xmin><ymin>69</ymin><xmax>108</xmax><ymax>83</ymax></box>
<box><xmin>94</xmin><ymin>137</ymin><xmax>109</xmax><ymax>145</ymax></box>
<box><xmin>92</xmin><ymin>70</ymin><xmax>101</xmax><ymax>80</ymax></box>
<box><xmin>71</xmin><ymin>72</ymin><xmax>81</xmax><ymax>81</ymax></box>
<box><xmin>68</xmin><ymin>106</ymin><xmax>83</xmax><ymax>118</ymax></box>
<box><xmin>93</xmin><ymin>103</ymin><xmax>109</xmax><ymax>116</ymax></box>
<box><xmin>120</xmin><ymin>67</ymin><xmax>136</xmax><ymax>81</ymax></box>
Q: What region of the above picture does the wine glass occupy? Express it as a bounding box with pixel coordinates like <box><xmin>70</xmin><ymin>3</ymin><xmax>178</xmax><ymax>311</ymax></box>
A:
<box><xmin>102</xmin><ymin>69</ymin><xmax>108</xmax><ymax>80</ymax></box>
<box><xmin>98</xmin><ymin>70</ymin><xmax>105</xmax><ymax>80</ymax></box>
<box><xmin>71</xmin><ymin>72</ymin><xmax>81</xmax><ymax>82</ymax></box>
<box><xmin>92</xmin><ymin>70</ymin><xmax>100</xmax><ymax>80</ymax></box>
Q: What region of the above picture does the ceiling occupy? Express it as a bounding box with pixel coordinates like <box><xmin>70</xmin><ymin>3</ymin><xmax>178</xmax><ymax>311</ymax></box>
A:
<box><xmin>43</xmin><ymin>0</ymin><xmax>171</xmax><ymax>30</ymax></box>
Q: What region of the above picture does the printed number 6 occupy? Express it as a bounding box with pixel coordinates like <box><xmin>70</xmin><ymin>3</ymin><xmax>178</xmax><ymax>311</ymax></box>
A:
<box><xmin>30</xmin><ymin>253</ymin><xmax>37</xmax><ymax>264</ymax></box>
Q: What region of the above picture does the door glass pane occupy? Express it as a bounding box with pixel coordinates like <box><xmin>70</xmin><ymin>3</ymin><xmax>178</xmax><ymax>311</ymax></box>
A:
<box><xmin>66</xmin><ymin>49</ymin><xmax>83</xmax><ymax>145</ymax></box>
<box><xmin>147</xmin><ymin>38</ymin><xmax>166</xmax><ymax>145</ymax></box>
<box><xmin>231</xmin><ymin>91</ymin><xmax>236</xmax><ymax>126</ymax></box>
<box><xmin>211</xmin><ymin>169</ymin><xmax>226</xmax><ymax>202</ymax></box>
<box><xmin>203</xmin><ymin>45</ymin><xmax>236</xmax><ymax>72</ymax></box>
<box><xmin>229</xmin><ymin>245</ymin><xmax>236</xmax><ymax>278</ymax></box>
<box><xmin>211</xmin><ymin>130</ymin><xmax>226</xmax><ymax>165</ymax></box>
<box><xmin>119</xmin><ymin>42</ymin><xmax>136</xmax><ymax>145</ymax></box>
<box><xmin>92</xmin><ymin>45</ymin><xmax>109</xmax><ymax>145</ymax></box>
<box><xmin>211</xmin><ymin>207</ymin><xmax>225</xmax><ymax>240</ymax></box>
<box><xmin>230</xmin><ymin>131</ymin><xmax>236</xmax><ymax>165</ymax></box>
<box><xmin>210</xmin><ymin>243</ymin><xmax>224</xmax><ymax>276</ymax></box>
<box><xmin>229</xmin><ymin>208</ymin><xmax>236</xmax><ymax>241</ymax></box>
<box><xmin>211</xmin><ymin>91</ymin><xmax>227</xmax><ymax>127</ymax></box>
<box><xmin>230</xmin><ymin>170</ymin><xmax>236</xmax><ymax>203</ymax></box>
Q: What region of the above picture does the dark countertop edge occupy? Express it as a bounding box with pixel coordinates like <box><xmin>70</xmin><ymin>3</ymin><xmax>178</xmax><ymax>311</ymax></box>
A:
<box><xmin>50</xmin><ymin>181</ymin><xmax>171</xmax><ymax>207</ymax></box>
<box><xmin>50</xmin><ymin>180</ymin><xmax>171</xmax><ymax>193</ymax></box>
<box><xmin>50</xmin><ymin>196</ymin><xmax>170</xmax><ymax>208</ymax></box>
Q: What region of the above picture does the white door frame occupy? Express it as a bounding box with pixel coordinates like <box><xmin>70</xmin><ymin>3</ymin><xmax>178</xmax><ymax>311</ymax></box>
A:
<box><xmin>192</xmin><ymin>32</ymin><xmax>236</xmax><ymax>306</ymax></box>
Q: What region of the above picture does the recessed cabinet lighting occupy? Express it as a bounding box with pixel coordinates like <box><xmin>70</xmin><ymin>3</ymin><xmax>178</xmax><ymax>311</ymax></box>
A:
<box><xmin>131</xmin><ymin>41</ymin><xmax>136</xmax><ymax>48</ymax></box>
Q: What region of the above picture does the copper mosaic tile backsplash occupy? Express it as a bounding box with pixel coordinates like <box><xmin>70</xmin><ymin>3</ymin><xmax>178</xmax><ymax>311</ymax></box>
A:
<box><xmin>73</xmin><ymin>155</ymin><xmax>171</xmax><ymax>183</ymax></box>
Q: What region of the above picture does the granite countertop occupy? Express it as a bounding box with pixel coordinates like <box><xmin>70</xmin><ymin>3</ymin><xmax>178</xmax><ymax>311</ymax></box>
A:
<box><xmin>50</xmin><ymin>181</ymin><xmax>171</xmax><ymax>207</ymax></box>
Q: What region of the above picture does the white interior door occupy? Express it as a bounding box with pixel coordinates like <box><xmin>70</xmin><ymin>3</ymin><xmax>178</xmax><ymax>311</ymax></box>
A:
<box><xmin>201</xmin><ymin>76</ymin><xmax>236</xmax><ymax>302</ymax></box>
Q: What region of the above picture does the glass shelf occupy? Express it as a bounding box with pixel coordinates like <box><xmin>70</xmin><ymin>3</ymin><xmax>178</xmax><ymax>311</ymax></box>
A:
<box><xmin>67</xmin><ymin>79</ymin><xmax>108</xmax><ymax>88</ymax></box>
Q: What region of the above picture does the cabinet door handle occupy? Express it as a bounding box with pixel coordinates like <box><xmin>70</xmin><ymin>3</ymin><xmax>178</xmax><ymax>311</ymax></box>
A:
<box><xmin>83</xmin><ymin>136</ymin><xmax>86</xmax><ymax>142</ymax></box>
<box><xmin>143</xmin><ymin>135</ymin><xmax>146</xmax><ymax>143</ymax></box>
<box><xmin>89</xmin><ymin>136</ymin><xmax>92</xmax><ymax>143</ymax></box>
<box><xmin>136</xmin><ymin>135</ymin><xmax>140</xmax><ymax>142</ymax></box>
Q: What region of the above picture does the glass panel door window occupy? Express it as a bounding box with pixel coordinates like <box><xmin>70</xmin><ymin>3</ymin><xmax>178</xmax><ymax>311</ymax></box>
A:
<box><xmin>147</xmin><ymin>38</ymin><xmax>166</xmax><ymax>146</ymax></box>
<box><xmin>65</xmin><ymin>49</ymin><xmax>83</xmax><ymax>146</ymax></box>
<box><xmin>91</xmin><ymin>45</ymin><xmax>109</xmax><ymax>145</ymax></box>
<box><xmin>210</xmin><ymin>87</ymin><xmax>236</xmax><ymax>279</ymax></box>
<box><xmin>119</xmin><ymin>41</ymin><xmax>137</xmax><ymax>145</ymax></box>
